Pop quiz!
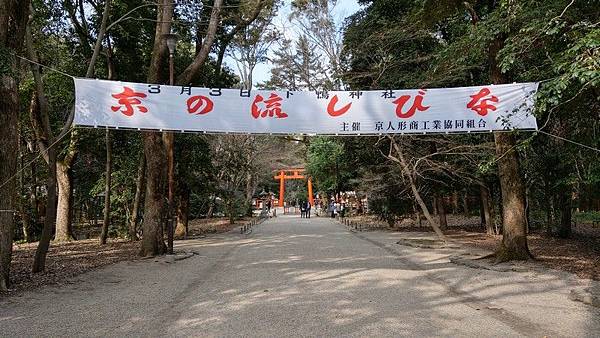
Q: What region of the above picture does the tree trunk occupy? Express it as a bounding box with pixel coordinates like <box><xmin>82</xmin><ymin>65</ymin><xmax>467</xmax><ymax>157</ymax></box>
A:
<box><xmin>175</xmin><ymin>187</ymin><xmax>190</xmax><ymax>239</ymax></box>
<box><xmin>490</xmin><ymin>36</ymin><xmax>531</xmax><ymax>261</ymax></box>
<box><xmin>227</xmin><ymin>198</ymin><xmax>236</xmax><ymax>225</ymax></box>
<box><xmin>139</xmin><ymin>0</ymin><xmax>173</xmax><ymax>256</ymax></box>
<box><xmin>432</xmin><ymin>195</ymin><xmax>438</xmax><ymax>215</ymax></box>
<box><xmin>0</xmin><ymin>63</ymin><xmax>18</xmax><ymax>292</ymax></box>
<box><xmin>32</xmin><ymin>147</ymin><xmax>57</xmax><ymax>273</ymax></box>
<box><xmin>462</xmin><ymin>190</ymin><xmax>469</xmax><ymax>215</ymax></box>
<box><xmin>479</xmin><ymin>197</ymin><xmax>486</xmax><ymax>226</ymax></box>
<box><xmin>177</xmin><ymin>0</ymin><xmax>224</xmax><ymax>84</ymax></box>
<box><xmin>18</xmin><ymin>143</ymin><xmax>33</xmax><ymax>242</ymax></box>
<box><xmin>543</xmin><ymin>177</ymin><xmax>552</xmax><ymax>234</ymax></box>
<box><xmin>100</xmin><ymin>129</ymin><xmax>112</xmax><ymax>244</ymax></box>
<box><xmin>55</xmin><ymin>161</ymin><xmax>74</xmax><ymax>242</ymax></box>
<box><xmin>389</xmin><ymin>137</ymin><xmax>446</xmax><ymax>241</ymax></box>
<box><xmin>215</xmin><ymin>41</ymin><xmax>227</xmax><ymax>78</ymax></box>
<box><xmin>207</xmin><ymin>195</ymin><xmax>216</xmax><ymax>218</ymax></box>
<box><xmin>480</xmin><ymin>183</ymin><xmax>494</xmax><ymax>236</ymax></box>
<box><xmin>451</xmin><ymin>191</ymin><xmax>459</xmax><ymax>213</ymax></box>
<box><xmin>140</xmin><ymin>132</ymin><xmax>167</xmax><ymax>256</ymax></box>
<box><xmin>493</xmin><ymin>132</ymin><xmax>532</xmax><ymax>261</ymax></box>
<box><xmin>29</xmin><ymin>159</ymin><xmax>39</xmax><ymax>235</ymax></box>
<box><xmin>245</xmin><ymin>171</ymin><xmax>255</xmax><ymax>216</ymax></box>
<box><xmin>556</xmin><ymin>189</ymin><xmax>572</xmax><ymax>238</ymax></box>
<box><xmin>437</xmin><ymin>196</ymin><xmax>447</xmax><ymax>230</ymax></box>
<box><xmin>0</xmin><ymin>0</ymin><xmax>30</xmax><ymax>291</ymax></box>
<box><xmin>129</xmin><ymin>153</ymin><xmax>145</xmax><ymax>241</ymax></box>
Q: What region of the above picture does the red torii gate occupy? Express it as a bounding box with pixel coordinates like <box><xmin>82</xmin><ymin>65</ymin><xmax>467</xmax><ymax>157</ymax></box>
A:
<box><xmin>274</xmin><ymin>168</ymin><xmax>314</xmax><ymax>207</ymax></box>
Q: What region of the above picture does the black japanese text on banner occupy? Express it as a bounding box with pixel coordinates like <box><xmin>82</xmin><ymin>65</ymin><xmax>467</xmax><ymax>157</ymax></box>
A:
<box><xmin>74</xmin><ymin>78</ymin><xmax>539</xmax><ymax>135</ymax></box>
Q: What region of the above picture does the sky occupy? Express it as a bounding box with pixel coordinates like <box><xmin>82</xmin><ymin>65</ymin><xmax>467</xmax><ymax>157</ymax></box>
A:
<box><xmin>223</xmin><ymin>0</ymin><xmax>364</xmax><ymax>86</ymax></box>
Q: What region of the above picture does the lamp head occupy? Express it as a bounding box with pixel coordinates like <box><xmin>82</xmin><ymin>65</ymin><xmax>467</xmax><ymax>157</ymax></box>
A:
<box><xmin>163</xmin><ymin>33</ymin><xmax>178</xmax><ymax>54</ymax></box>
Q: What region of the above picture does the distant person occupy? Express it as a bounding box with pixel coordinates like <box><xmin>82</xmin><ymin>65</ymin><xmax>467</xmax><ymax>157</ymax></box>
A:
<box><xmin>330</xmin><ymin>201</ymin><xmax>336</xmax><ymax>218</ymax></box>
<box><xmin>300</xmin><ymin>201</ymin><xmax>306</xmax><ymax>218</ymax></box>
<box><xmin>306</xmin><ymin>201</ymin><xmax>311</xmax><ymax>218</ymax></box>
<box><xmin>266</xmin><ymin>199</ymin><xmax>271</xmax><ymax>213</ymax></box>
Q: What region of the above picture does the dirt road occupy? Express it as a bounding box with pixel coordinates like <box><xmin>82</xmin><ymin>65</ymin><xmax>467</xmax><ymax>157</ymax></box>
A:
<box><xmin>1</xmin><ymin>216</ymin><xmax>599</xmax><ymax>337</ymax></box>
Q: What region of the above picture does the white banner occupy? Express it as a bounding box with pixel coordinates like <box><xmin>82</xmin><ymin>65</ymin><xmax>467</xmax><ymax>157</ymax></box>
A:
<box><xmin>74</xmin><ymin>78</ymin><xmax>538</xmax><ymax>135</ymax></box>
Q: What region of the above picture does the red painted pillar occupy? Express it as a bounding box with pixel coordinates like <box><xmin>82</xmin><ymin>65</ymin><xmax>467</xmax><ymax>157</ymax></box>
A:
<box><xmin>307</xmin><ymin>177</ymin><xmax>314</xmax><ymax>206</ymax></box>
<box><xmin>279</xmin><ymin>170</ymin><xmax>285</xmax><ymax>207</ymax></box>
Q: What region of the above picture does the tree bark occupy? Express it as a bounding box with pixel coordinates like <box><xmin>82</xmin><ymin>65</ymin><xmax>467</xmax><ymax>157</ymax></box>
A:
<box><xmin>32</xmin><ymin>146</ymin><xmax>57</xmax><ymax>273</ymax></box>
<box><xmin>25</xmin><ymin>14</ymin><xmax>59</xmax><ymax>271</ymax></box>
<box><xmin>480</xmin><ymin>183</ymin><xmax>494</xmax><ymax>236</ymax></box>
<box><xmin>55</xmin><ymin>161</ymin><xmax>74</xmax><ymax>241</ymax></box>
<box><xmin>489</xmin><ymin>35</ymin><xmax>531</xmax><ymax>261</ymax></box>
<box><xmin>462</xmin><ymin>189</ymin><xmax>469</xmax><ymax>215</ymax></box>
<box><xmin>129</xmin><ymin>153</ymin><xmax>145</xmax><ymax>241</ymax></box>
<box><xmin>451</xmin><ymin>191</ymin><xmax>459</xmax><ymax>213</ymax></box>
<box><xmin>100</xmin><ymin>129</ymin><xmax>112</xmax><ymax>244</ymax></box>
<box><xmin>1</xmin><ymin>0</ymin><xmax>30</xmax><ymax>285</ymax></box>
<box><xmin>0</xmin><ymin>57</ymin><xmax>19</xmax><ymax>291</ymax></box>
<box><xmin>175</xmin><ymin>186</ymin><xmax>190</xmax><ymax>239</ymax></box>
<box><xmin>18</xmin><ymin>142</ymin><xmax>33</xmax><ymax>242</ymax></box>
<box><xmin>140</xmin><ymin>132</ymin><xmax>167</xmax><ymax>256</ymax></box>
<box><xmin>207</xmin><ymin>195</ymin><xmax>216</xmax><ymax>218</ymax></box>
<box><xmin>557</xmin><ymin>189</ymin><xmax>572</xmax><ymax>238</ymax></box>
<box><xmin>436</xmin><ymin>196</ymin><xmax>447</xmax><ymax>230</ymax></box>
<box><xmin>493</xmin><ymin>132</ymin><xmax>532</xmax><ymax>260</ymax></box>
<box><xmin>139</xmin><ymin>0</ymin><xmax>173</xmax><ymax>256</ymax></box>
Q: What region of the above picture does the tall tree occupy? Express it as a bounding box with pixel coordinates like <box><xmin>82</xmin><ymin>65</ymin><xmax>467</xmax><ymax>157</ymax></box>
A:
<box><xmin>0</xmin><ymin>0</ymin><xmax>30</xmax><ymax>291</ymax></box>
<box><xmin>28</xmin><ymin>0</ymin><xmax>112</xmax><ymax>271</ymax></box>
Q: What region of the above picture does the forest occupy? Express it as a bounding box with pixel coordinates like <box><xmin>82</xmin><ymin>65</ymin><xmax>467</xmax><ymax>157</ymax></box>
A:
<box><xmin>0</xmin><ymin>0</ymin><xmax>598</xmax><ymax>292</ymax></box>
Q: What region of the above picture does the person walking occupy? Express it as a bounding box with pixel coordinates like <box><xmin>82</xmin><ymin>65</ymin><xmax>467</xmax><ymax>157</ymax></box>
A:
<box><xmin>300</xmin><ymin>201</ymin><xmax>306</xmax><ymax>218</ymax></box>
<box><xmin>306</xmin><ymin>201</ymin><xmax>311</xmax><ymax>218</ymax></box>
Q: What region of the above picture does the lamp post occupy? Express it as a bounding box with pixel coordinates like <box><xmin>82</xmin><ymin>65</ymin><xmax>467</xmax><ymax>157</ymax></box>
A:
<box><xmin>163</xmin><ymin>33</ymin><xmax>177</xmax><ymax>254</ymax></box>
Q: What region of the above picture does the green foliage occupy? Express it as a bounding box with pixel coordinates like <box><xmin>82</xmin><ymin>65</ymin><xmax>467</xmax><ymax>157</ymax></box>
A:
<box><xmin>306</xmin><ymin>137</ymin><xmax>348</xmax><ymax>194</ymax></box>
<box><xmin>339</xmin><ymin>0</ymin><xmax>600</xmax><ymax>228</ymax></box>
<box><xmin>574</xmin><ymin>211</ymin><xmax>600</xmax><ymax>223</ymax></box>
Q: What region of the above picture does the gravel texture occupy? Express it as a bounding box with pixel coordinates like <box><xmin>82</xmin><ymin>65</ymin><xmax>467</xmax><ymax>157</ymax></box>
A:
<box><xmin>1</xmin><ymin>216</ymin><xmax>599</xmax><ymax>337</ymax></box>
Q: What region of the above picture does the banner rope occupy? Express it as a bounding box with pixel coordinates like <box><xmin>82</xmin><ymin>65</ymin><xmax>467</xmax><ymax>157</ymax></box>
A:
<box><xmin>11</xmin><ymin>52</ymin><xmax>76</xmax><ymax>79</ymax></box>
<box><xmin>0</xmin><ymin>128</ymin><xmax>73</xmax><ymax>192</ymax></box>
<box><xmin>537</xmin><ymin>130</ymin><xmax>600</xmax><ymax>153</ymax></box>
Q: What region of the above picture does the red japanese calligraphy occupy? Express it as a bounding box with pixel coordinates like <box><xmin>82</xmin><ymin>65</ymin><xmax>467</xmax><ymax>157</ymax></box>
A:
<box><xmin>467</xmin><ymin>88</ymin><xmax>499</xmax><ymax>116</ymax></box>
<box><xmin>251</xmin><ymin>93</ymin><xmax>288</xmax><ymax>119</ymax></box>
<box><xmin>392</xmin><ymin>89</ymin><xmax>430</xmax><ymax>118</ymax></box>
<box><xmin>110</xmin><ymin>87</ymin><xmax>148</xmax><ymax>117</ymax></box>
<box><xmin>327</xmin><ymin>95</ymin><xmax>352</xmax><ymax>117</ymax></box>
<box><xmin>187</xmin><ymin>95</ymin><xmax>214</xmax><ymax>115</ymax></box>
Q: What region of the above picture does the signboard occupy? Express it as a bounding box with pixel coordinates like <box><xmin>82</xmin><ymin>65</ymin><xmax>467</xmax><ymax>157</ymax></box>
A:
<box><xmin>74</xmin><ymin>78</ymin><xmax>538</xmax><ymax>134</ymax></box>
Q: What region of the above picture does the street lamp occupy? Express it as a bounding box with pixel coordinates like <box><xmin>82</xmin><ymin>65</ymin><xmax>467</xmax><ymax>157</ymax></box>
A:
<box><xmin>162</xmin><ymin>33</ymin><xmax>177</xmax><ymax>254</ymax></box>
<box><xmin>163</xmin><ymin>33</ymin><xmax>178</xmax><ymax>86</ymax></box>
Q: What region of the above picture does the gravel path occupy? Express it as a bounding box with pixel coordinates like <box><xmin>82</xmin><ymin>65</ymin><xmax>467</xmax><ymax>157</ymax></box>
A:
<box><xmin>1</xmin><ymin>216</ymin><xmax>599</xmax><ymax>337</ymax></box>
